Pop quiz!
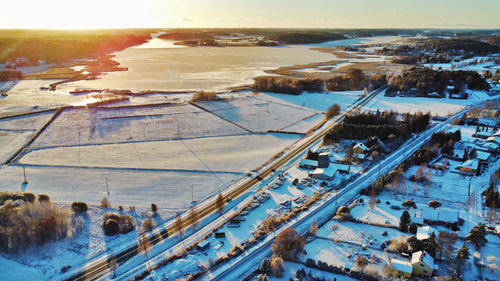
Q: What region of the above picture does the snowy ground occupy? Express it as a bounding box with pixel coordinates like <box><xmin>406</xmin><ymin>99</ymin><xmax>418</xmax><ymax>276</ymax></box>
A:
<box><xmin>0</xmin><ymin>112</ymin><xmax>54</xmax><ymax>164</ymax></box>
<box><xmin>363</xmin><ymin>90</ymin><xmax>494</xmax><ymax>116</ymax></box>
<box><xmin>262</xmin><ymin>91</ymin><xmax>362</xmax><ymax>112</ymax></box>
<box><xmin>20</xmin><ymin>134</ymin><xmax>300</xmax><ymax>173</ymax></box>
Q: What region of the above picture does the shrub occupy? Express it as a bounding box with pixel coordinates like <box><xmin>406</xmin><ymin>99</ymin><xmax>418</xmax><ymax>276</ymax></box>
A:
<box><xmin>100</xmin><ymin>197</ymin><xmax>111</xmax><ymax>209</ymax></box>
<box><xmin>118</xmin><ymin>214</ymin><xmax>135</xmax><ymax>234</ymax></box>
<box><xmin>191</xmin><ymin>91</ymin><xmax>217</xmax><ymax>101</ymax></box>
<box><xmin>325</xmin><ymin>104</ymin><xmax>341</xmax><ymax>120</ymax></box>
<box><xmin>261</xmin><ymin>215</ymin><xmax>280</xmax><ymax>232</ymax></box>
<box><xmin>151</xmin><ymin>203</ymin><xmax>158</xmax><ymax>213</ymax></box>
<box><xmin>104</xmin><ymin>219</ymin><xmax>120</xmax><ymax>236</ymax></box>
<box><xmin>402</xmin><ymin>200</ymin><xmax>417</xmax><ymax>209</ymax></box>
<box><xmin>269</xmin><ymin>255</ymin><xmax>285</xmax><ymax>277</ymax></box>
<box><xmin>142</xmin><ymin>218</ymin><xmax>155</xmax><ymax>232</ymax></box>
<box><xmin>23</xmin><ymin>193</ymin><xmax>36</xmax><ymax>203</ymax></box>
<box><xmin>0</xmin><ymin>201</ymin><xmax>73</xmax><ymax>253</ymax></box>
<box><xmin>355</xmin><ymin>255</ymin><xmax>367</xmax><ymax>269</ymax></box>
<box><xmin>71</xmin><ymin>201</ymin><xmax>88</xmax><ymax>213</ymax></box>
<box><xmin>388</xmin><ymin>236</ymin><xmax>409</xmax><ymax>253</ymax></box>
<box><xmin>38</xmin><ymin>194</ymin><xmax>50</xmax><ymax>203</ymax></box>
<box><xmin>336</xmin><ymin>206</ymin><xmax>350</xmax><ymax>216</ymax></box>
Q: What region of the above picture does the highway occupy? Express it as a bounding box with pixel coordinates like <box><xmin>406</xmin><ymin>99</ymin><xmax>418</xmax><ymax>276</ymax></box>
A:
<box><xmin>206</xmin><ymin>102</ymin><xmax>488</xmax><ymax>281</ymax></box>
<box><xmin>59</xmin><ymin>87</ymin><xmax>385</xmax><ymax>281</ymax></box>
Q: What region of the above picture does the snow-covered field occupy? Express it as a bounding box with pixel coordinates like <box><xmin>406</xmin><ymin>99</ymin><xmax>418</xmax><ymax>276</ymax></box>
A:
<box><xmin>262</xmin><ymin>90</ymin><xmax>362</xmax><ymax>112</ymax></box>
<box><xmin>20</xmin><ymin>134</ymin><xmax>300</xmax><ymax>173</ymax></box>
<box><xmin>30</xmin><ymin>104</ymin><xmax>247</xmax><ymax>148</ymax></box>
<box><xmin>364</xmin><ymin>90</ymin><xmax>493</xmax><ymax>116</ymax></box>
<box><xmin>0</xmin><ymin>112</ymin><xmax>54</xmax><ymax>164</ymax></box>
<box><xmin>196</xmin><ymin>95</ymin><xmax>320</xmax><ymax>133</ymax></box>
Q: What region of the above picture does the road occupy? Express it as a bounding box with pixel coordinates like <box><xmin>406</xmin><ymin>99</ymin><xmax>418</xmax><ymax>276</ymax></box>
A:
<box><xmin>59</xmin><ymin>87</ymin><xmax>385</xmax><ymax>281</ymax></box>
<box><xmin>206</xmin><ymin>102</ymin><xmax>487</xmax><ymax>281</ymax></box>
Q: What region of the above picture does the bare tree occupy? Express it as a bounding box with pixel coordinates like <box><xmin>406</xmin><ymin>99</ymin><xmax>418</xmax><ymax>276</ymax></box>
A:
<box><xmin>137</xmin><ymin>233</ymin><xmax>152</xmax><ymax>259</ymax></box>
<box><xmin>189</xmin><ymin>205</ymin><xmax>199</xmax><ymax>230</ymax></box>
<box><xmin>175</xmin><ymin>212</ymin><xmax>183</xmax><ymax>238</ymax></box>
<box><xmin>424</xmin><ymin>167</ymin><xmax>432</xmax><ymax>196</ymax></box>
<box><xmin>369</xmin><ymin>186</ymin><xmax>377</xmax><ymax>211</ymax></box>
<box><xmin>216</xmin><ymin>193</ymin><xmax>225</xmax><ymax>214</ymax></box>
<box><xmin>309</xmin><ymin>219</ymin><xmax>318</xmax><ymax>236</ymax></box>
<box><xmin>486</xmin><ymin>201</ymin><xmax>498</xmax><ymax>225</ymax></box>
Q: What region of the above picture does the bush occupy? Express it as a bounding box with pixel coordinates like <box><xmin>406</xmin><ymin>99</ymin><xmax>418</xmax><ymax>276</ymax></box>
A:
<box><xmin>0</xmin><ymin>201</ymin><xmax>73</xmax><ymax>253</ymax></box>
<box><xmin>23</xmin><ymin>193</ymin><xmax>36</xmax><ymax>203</ymax></box>
<box><xmin>142</xmin><ymin>218</ymin><xmax>155</xmax><ymax>232</ymax></box>
<box><xmin>402</xmin><ymin>200</ymin><xmax>417</xmax><ymax>209</ymax></box>
<box><xmin>151</xmin><ymin>203</ymin><xmax>158</xmax><ymax>213</ymax></box>
<box><xmin>100</xmin><ymin>197</ymin><xmax>111</xmax><ymax>208</ymax></box>
<box><xmin>71</xmin><ymin>201</ymin><xmax>88</xmax><ymax>213</ymax></box>
<box><xmin>336</xmin><ymin>206</ymin><xmax>350</xmax><ymax>216</ymax></box>
<box><xmin>38</xmin><ymin>194</ymin><xmax>50</xmax><ymax>203</ymax></box>
<box><xmin>191</xmin><ymin>91</ymin><xmax>217</xmax><ymax>101</ymax></box>
<box><xmin>118</xmin><ymin>214</ymin><xmax>135</xmax><ymax>234</ymax></box>
<box><xmin>325</xmin><ymin>104</ymin><xmax>341</xmax><ymax>120</ymax></box>
<box><xmin>103</xmin><ymin>219</ymin><xmax>119</xmax><ymax>236</ymax></box>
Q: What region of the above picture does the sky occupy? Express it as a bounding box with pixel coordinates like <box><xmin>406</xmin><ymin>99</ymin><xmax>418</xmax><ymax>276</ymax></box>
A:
<box><xmin>1</xmin><ymin>0</ymin><xmax>499</xmax><ymax>29</ymax></box>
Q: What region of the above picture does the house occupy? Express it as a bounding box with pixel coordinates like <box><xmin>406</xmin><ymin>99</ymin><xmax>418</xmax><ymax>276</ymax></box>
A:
<box><xmin>411</xmin><ymin>251</ymin><xmax>435</xmax><ymax>277</ymax></box>
<box><xmin>456</xmin><ymin>159</ymin><xmax>479</xmax><ymax>175</ymax></box>
<box><xmin>299</xmin><ymin>158</ymin><xmax>318</xmax><ymax>170</ymax></box>
<box><xmin>331</xmin><ymin>163</ymin><xmax>350</xmax><ymax>174</ymax></box>
<box><xmin>487</xmin><ymin>136</ymin><xmax>500</xmax><ymax>144</ymax></box>
<box><xmin>311</xmin><ymin>165</ymin><xmax>336</xmax><ymax>181</ymax></box>
<box><xmin>482</xmin><ymin>142</ymin><xmax>499</xmax><ymax>153</ymax></box>
<box><xmin>422</xmin><ymin>207</ymin><xmax>459</xmax><ymax>224</ymax></box>
<box><xmin>318</xmin><ymin>152</ymin><xmax>330</xmax><ymax>168</ymax></box>
<box><xmin>390</xmin><ymin>259</ymin><xmax>413</xmax><ymax>279</ymax></box>
<box><xmin>353</xmin><ymin>153</ymin><xmax>366</xmax><ymax>161</ymax></box>
<box><xmin>353</xmin><ymin>143</ymin><xmax>369</xmax><ymax>154</ymax></box>
<box><xmin>416</xmin><ymin>226</ymin><xmax>437</xmax><ymax>240</ymax></box>
<box><xmin>474</xmin><ymin>151</ymin><xmax>492</xmax><ymax>162</ymax></box>
<box><xmin>196</xmin><ymin>240</ymin><xmax>210</xmax><ymax>252</ymax></box>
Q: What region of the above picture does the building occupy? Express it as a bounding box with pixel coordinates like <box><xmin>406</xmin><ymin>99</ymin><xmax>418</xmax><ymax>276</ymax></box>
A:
<box><xmin>411</xmin><ymin>251</ymin><xmax>435</xmax><ymax>277</ymax></box>
<box><xmin>353</xmin><ymin>153</ymin><xmax>366</xmax><ymax>161</ymax></box>
<box><xmin>482</xmin><ymin>142</ymin><xmax>499</xmax><ymax>153</ymax></box>
<box><xmin>456</xmin><ymin>159</ymin><xmax>479</xmax><ymax>175</ymax></box>
<box><xmin>421</xmin><ymin>207</ymin><xmax>459</xmax><ymax>224</ymax></box>
<box><xmin>487</xmin><ymin>136</ymin><xmax>500</xmax><ymax>144</ymax></box>
<box><xmin>353</xmin><ymin>143</ymin><xmax>369</xmax><ymax>154</ymax></box>
<box><xmin>311</xmin><ymin>165</ymin><xmax>336</xmax><ymax>181</ymax></box>
<box><xmin>317</xmin><ymin>152</ymin><xmax>330</xmax><ymax>168</ymax></box>
<box><xmin>474</xmin><ymin>151</ymin><xmax>492</xmax><ymax>162</ymax></box>
<box><xmin>416</xmin><ymin>226</ymin><xmax>437</xmax><ymax>240</ymax></box>
<box><xmin>390</xmin><ymin>259</ymin><xmax>413</xmax><ymax>279</ymax></box>
<box><xmin>331</xmin><ymin>163</ymin><xmax>350</xmax><ymax>174</ymax></box>
<box><xmin>196</xmin><ymin>240</ymin><xmax>210</xmax><ymax>252</ymax></box>
<box><xmin>299</xmin><ymin>158</ymin><xmax>318</xmax><ymax>170</ymax></box>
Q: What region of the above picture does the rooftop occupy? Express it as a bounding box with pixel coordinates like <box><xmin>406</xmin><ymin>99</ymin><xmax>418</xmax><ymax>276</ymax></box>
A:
<box><xmin>390</xmin><ymin>259</ymin><xmax>413</xmax><ymax>273</ymax></box>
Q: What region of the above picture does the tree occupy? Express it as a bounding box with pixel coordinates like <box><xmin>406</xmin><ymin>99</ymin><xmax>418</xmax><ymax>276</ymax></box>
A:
<box><xmin>402</xmin><ymin>200</ymin><xmax>417</xmax><ymax>209</ymax></box>
<box><xmin>428</xmin><ymin>200</ymin><xmax>442</xmax><ymax>209</ymax></box>
<box><xmin>484</xmin><ymin>183</ymin><xmax>500</xmax><ymax>208</ymax></box>
<box><xmin>259</xmin><ymin>258</ymin><xmax>271</xmax><ymax>274</ymax></box>
<box><xmin>344</xmin><ymin>145</ymin><xmax>354</xmax><ymax>165</ymax></box>
<box><xmin>137</xmin><ymin>233</ymin><xmax>152</xmax><ymax>259</ymax></box>
<box><xmin>486</xmin><ymin>201</ymin><xmax>498</xmax><ymax>225</ymax></box>
<box><xmin>309</xmin><ymin>219</ymin><xmax>318</xmax><ymax>236</ymax></box>
<box><xmin>216</xmin><ymin>193</ymin><xmax>225</xmax><ymax>214</ymax></box>
<box><xmin>175</xmin><ymin>212</ymin><xmax>183</xmax><ymax>238</ymax></box>
<box><xmin>369</xmin><ymin>186</ymin><xmax>377</xmax><ymax>211</ymax></box>
<box><xmin>437</xmin><ymin>231</ymin><xmax>458</xmax><ymax>261</ymax></box>
<box><xmin>272</xmin><ymin>228</ymin><xmax>305</xmax><ymax>259</ymax></box>
<box><xmin>329</xmin><ymin>223</ymin><xmax>339</xmax><ymax>233</ymax></box>
<box><xmin>454</xmin><ymin>129</ymin><xmax>461</xmax><ymax>142</ymax></box>
<box><xmin>151</xmin><ymin>203</ymin><xmax>158</xmax><ymax>213</ymax></box>
<box><xmin>399</xmin><ymin>210</ymin><xmax>411</xmax><ymax>232</ymax></box>
<box><xmin>467</xmin><ymin>223</ymin><xmax>487</xmax><ymax>249</ymax></box>
<box><xmin>189</xmin><ymin>205</ymin><xmax>199</xmax><ymax>230</ymax></box>
<box><xmin>269</xmin><ymin>255</ymin><xmax>285</xmax><ymax>277</ymax></box>
<box><xmin>325</xmin><ymin>104</ymin><xmax>341</xmax><ymax>120</ymax></box>
<box><xmin>424</xmin><ymin>232</ymin><xmax>438</xmax><ymax>258</ymax></box>
<box><xmin>456</xmin><ymin>243</ymin><xmax>470</xmax><ymax>264</ymax></box>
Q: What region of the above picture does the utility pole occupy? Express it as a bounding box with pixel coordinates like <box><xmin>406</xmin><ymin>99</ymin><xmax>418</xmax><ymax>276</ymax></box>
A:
<box><xmin>22</xmin><ymin>166</ymin><xmax>28</xmax><ymax>184</ymax></box>
<box><xmin>106</xmin><ymin>177</ymin><xmax>110</xmax><ymax>199</ymax></box>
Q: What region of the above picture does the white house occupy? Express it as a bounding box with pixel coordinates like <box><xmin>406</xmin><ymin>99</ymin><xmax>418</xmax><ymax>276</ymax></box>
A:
<box><xmin>411</xmin><ymin>251</ymin><xmax>436</xmax><ymax>277</ymax></box>
<box><xmin>390</xmin><ymin>259</ymin><xmax>413</xmax><ymax>279</ymax></box>
<box><xmin>353</xmin><ymin>143</ymin><xmax>369</xmax><ymax>154</ymax></box>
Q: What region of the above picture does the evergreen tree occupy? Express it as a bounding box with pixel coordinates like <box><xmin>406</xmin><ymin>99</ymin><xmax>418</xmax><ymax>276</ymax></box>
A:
<box><xmin>456</xmin><ymin>243</ymin><xmax>470</xmax><ymax>263</ymax></box>
<box><xmin>467</xmin><ymin>223</ymin><xmax>487</xmax><ymax>249</ymax></box>
<box><xmin>424</xmin><ymin>232</ymin><xmax>438</xmax><ymax>258</ymax></box>
<box><xmin>399</xmin><ymin>210</ymin><xmax>411</xmax><ymax>232</ymax></box>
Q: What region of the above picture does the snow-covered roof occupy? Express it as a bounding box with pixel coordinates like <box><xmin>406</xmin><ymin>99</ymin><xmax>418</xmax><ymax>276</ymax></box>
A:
<box><xmin>496</xmin><ymin>225</ymin><xmax>500</xmax><ymax>234</ymax></box>
<box><xmin>474</xmin><ymin>151</ymin><xmax>491</xmax><ymax>161</ymax></box>
<box><xmin>483</xmin><ymin>142</ymin><xmax>499</xmax><ymax>150</ymax></box>
<box><xmin>353</xmin><ymin>143</ymin><xmax>369</xmax><ymax>152</ymax></box>
<box><xmin>390</xmin><ymin>259</ymin><xmax>413</xmax><ymax>273</ymax></box>
<box><xmin>299</xmin><ymin>158</ymin><xmax>318</xmax><ymax>167</ymax></box>
<box><xmin>312</xmin><ymin>165</ymin><xmax>336</xmax><ymax>178</ymax></box>
<box><xmin>457</xmin><ymin>159</ymin><xmax>479</xmax><ymax>171</ymax></box>
<box><xmin>416</xmin><ymin>226</ymin><xmax>437</xmax><ymax>240</ymax></box>
<box><xmin>353</xmin><ymin>153</ymin><xmax>366</xmax><ymax>159</ymax></box>
<box><xmin>411</xmin><ymin>250</ymin><xmax>434</xmax><ymax>269</ymax></box>
<box><xmin>330</xmin><ymin>162</ymin><xmax>350</xmax><ymax>172</ymax></box>
<box><xmin>422</xmin><ymin>207</ymin><xmax>459</xmax><ymax>223</ymax></box>
<box><xmin>216</xmin><ymin>250</ymin><xmax>225</xmax><ymax>259</ymax></box>
<box><xmin>493</xmin><ymin>130</ymin><xmax>500</xmax><ymax>137</ymax></box>
<box><xmin>487</xmin><ymin>136</ymin><xmax>500</xmax><ymax>144</ymax></box>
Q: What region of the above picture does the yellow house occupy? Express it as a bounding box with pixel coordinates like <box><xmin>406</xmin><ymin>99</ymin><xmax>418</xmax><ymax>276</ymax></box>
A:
<box><xmin>411</xmin><ymin>250</ymin><xmax>435</xmax><ymax>277</ymax></box>
<box><xmin>389</xmin><ymin>258</ymin><xmax>412</xmax><ymax>279</ymax></box>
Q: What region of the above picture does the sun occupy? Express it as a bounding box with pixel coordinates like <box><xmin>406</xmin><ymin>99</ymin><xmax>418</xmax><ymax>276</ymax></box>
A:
<box><xmin>0</xmin><ymin>0</ymin><xmax>161</xmax><ymax>29</ymax></box>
